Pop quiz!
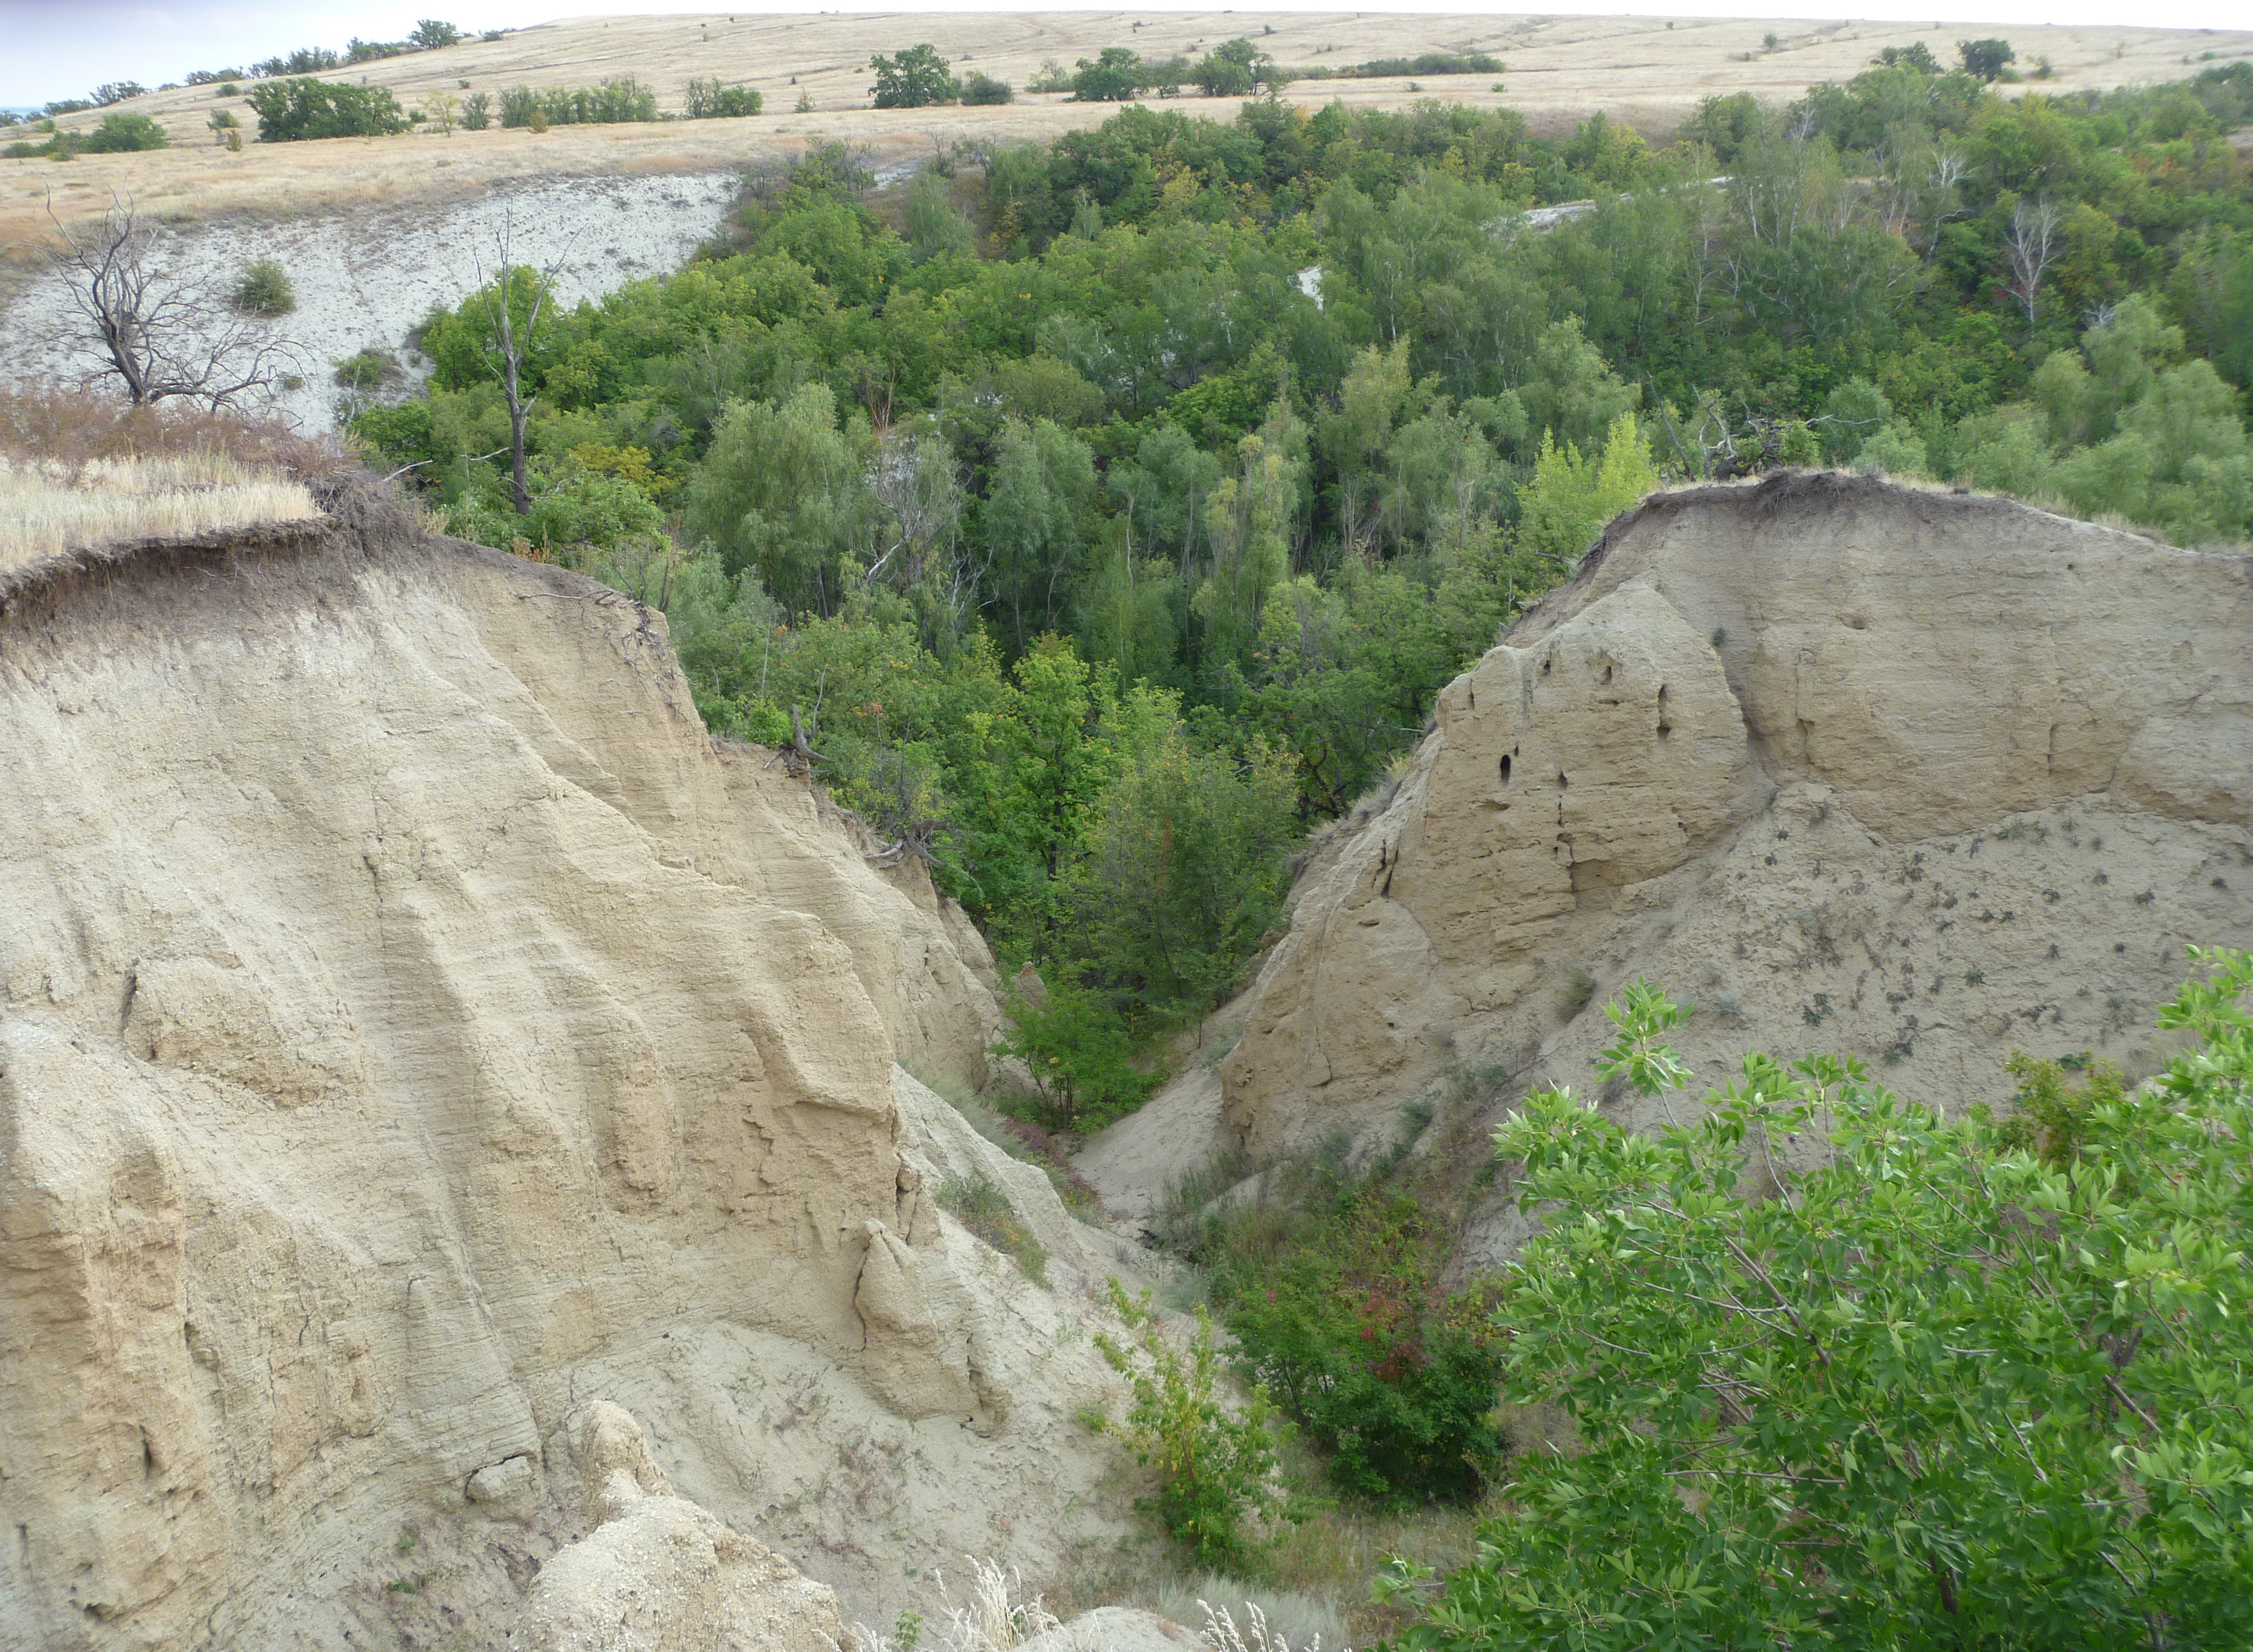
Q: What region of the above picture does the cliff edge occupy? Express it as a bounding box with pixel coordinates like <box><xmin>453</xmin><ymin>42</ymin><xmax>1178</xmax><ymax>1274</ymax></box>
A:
<box><xmin>1222</xmin><ymin>474</ymin><xmax>2252</xmax><ymax>1207</ymax></box>
<box><xmin>0</xmin><ymin>489</ymin><xmax>1129</xmax><ymax>1648</ymax></box>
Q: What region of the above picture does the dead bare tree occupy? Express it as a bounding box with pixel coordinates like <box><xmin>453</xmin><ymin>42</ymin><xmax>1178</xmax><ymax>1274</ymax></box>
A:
<box><xmin>45</xmin><ymin>190</ymin><xmax>296</xmax><ymax>408</ymax></box>
<box><xmin>2002</xmin><ymin>196</ymin><xmax>2061</xmax><ymax>325</ymax></box>
<box><xmin>469</xmin><ymin>216</ymin><xmax>576</xmax><ymax>515</ymax></box>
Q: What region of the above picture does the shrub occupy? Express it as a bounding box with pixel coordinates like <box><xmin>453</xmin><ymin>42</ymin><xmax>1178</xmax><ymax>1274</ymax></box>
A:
<box><xmin>961</xmin><ymin>72</ymin><xmax>1014</xmax><ymax>106</ymax></box>
<box><xmin>1958</xmin><ymin>36</ymin><xmax>2017</xmax><ymax>80</ymax></box>
<box><xmin>252</xmin><ymin>47</ymin><xmax>341</xmax><ymax>78</ymax></box>
<box><xmin>683</xmin><ymin>77</ymin><xmax>762</xmax><ymax>118</ymax></box>
<box><xmin>936</xmin><ymin>1176</ymin><xmax>1048</xmax><ymax>1284</ymax></box>
<box><xmin>993</xmin><ymin>978</ymin><xmax>1160</xmax><ymax>1134</ymax></box>
<box><xmin>499</xmin><ymin>78</ymin><xmax>656</xmax><ymax>127</ymax></box>
<box><xmin>1340</xmin><ymin>51</ymin><xmax>1503</xmax><ymax>78</ymax></box>
<box><xmin>333</xmin><ymin>349</ymin><xmax>401</xmax><ymax>391</ymax></box>
<box><xmin>1224</xmin><ymin>1188</ymin><xmax>1504</xmax><ymax>1505</ymax></box>
<box><xmin>1399</xmin><ymin>952</ymin><xmax>2253</xmax><ymax>1651</ymax></box>
<box><xmin>1091</xmin><ymin>1280</ymin><xmax>1286</xmax><ymax>1568</ymax></box>
<box><xmin>1027</xmin><ymin>59</ymin><xmax>1074</xmax><ymax>93</ymax></box>
<box><xmin>460</xmin><ymin>90</ymin><xmax>491</xmax><ymax>129</ymax></box>
<box><xmin>230</xmin><ymin>258</ymin><xmax>296</xmax><ymax>316</ymax></box>
<box><xmin>247</xmin><ymin>77</ymin><xmax>408</xmax><ymax>141</ymax></box>
<box><xmin>80</xmin><ymin>113</ymin><xmax>170</xmax><ymax>152</ymax></box>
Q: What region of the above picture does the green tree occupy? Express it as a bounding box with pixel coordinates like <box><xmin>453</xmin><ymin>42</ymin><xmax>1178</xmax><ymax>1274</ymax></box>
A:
<box><xmin>869</xmin><ymin>44</ymin><xmax>960</xmax><ymax>109</ymax></box>
<box><xmin>1958</xmin><ymin>37</ymin><xmax>2017</xmax><ymax>81</ymax></box>
<box><xmin>1069</xmin><ymin>684</ymin><xmax>1298</xmax><ymax>1012</ymax></box>
<box><xmin>410</xmin><ymin>20</ymin><xmax>463</xmax><ymax>50</ymax></box>
<box><xmin>1193</xmin><ymin>39</ymin><xmax>1271</xmax><ymax>98</ymax></box>
<box><xmin>1513</xmin><ymin>410</ymin><xmax>1660</xmax><ymax>572</ymax></box>
<box><xmin>683</xmin><ymin>78</ymin><xmax>761</xmax><ymax>118</ymax></box>
<box><xmin>1874</xmin><ymin>41</ymin><xmax>1939</xmax><ymax>74</ymax></box>
<box><xmin>1072</xmin><ymin>47</ymin><xmax>1148</xmax><ymax>103</ymax></box>
<box><xmin>983</xmin><ymin>417</ymin><xmax>1101</xmax><ymax>652</ymax></box>
<box><xmin>246</xmin><ymin>77</ymin><xmax>408</xmax><ymax>141</ymax></box>
<box><xmin>1399</xmin><ymin>951</ymin><xmax>2253</xmax><ymax>1652</ymax></box>
<box><xmin>686</xmin><ymin>384</ymin><xmax>875</xmax><ymax>616</ymax></box>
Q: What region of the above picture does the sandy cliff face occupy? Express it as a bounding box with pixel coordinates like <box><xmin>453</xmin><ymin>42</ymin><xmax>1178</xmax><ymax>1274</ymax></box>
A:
<box><xmin>1223</xmin><ymin>474</ymin><xmax>2253</xmax><ymax>1170</ymax></box>
<box><xmin>0</xmin><ymin>496</ymin><xmax>1125</xmax><ymax>1649</ymax></box>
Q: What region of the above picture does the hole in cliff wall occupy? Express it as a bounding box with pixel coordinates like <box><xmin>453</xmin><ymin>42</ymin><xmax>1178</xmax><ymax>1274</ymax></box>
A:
<box><xmin>1499</xmin><ymin>754</ymin><xmax>1512</xmax><ymax>785</ymax></box>
<box><xmin>1656</xmin><ymin>684</ymin><xmax>1672</xmax><ymax>739</ymax></box>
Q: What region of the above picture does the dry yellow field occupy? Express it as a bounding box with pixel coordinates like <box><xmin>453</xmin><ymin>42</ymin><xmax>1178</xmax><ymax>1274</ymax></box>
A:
<box><xmin>8</xmin><ymin>9</ymin><xmax>2250</xmax><ymax>261</ymax></box>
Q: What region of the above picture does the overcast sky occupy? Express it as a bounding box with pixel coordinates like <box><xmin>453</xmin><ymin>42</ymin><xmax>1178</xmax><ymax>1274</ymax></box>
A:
<box><xmin>2</xmin><ymin>0</ymin><xmax>2240</xmax><ymax>109</ymax></box>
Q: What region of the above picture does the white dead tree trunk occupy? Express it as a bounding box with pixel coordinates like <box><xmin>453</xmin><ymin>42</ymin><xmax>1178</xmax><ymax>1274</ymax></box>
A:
<box><xmin>472</xmin><ymin>217</ymin><xmax>576</xmax><ymax>516</ymax></box>
<box><xmin>2003</xmin><ymin>197</ymin><xmax>2061</xmax><ymax>325</ymax></box>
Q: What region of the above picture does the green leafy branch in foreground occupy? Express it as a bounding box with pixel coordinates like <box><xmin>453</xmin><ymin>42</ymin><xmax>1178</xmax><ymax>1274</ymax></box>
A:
<box><xmin>1396</xmin><ymin>946</ymin><xmax>2253</xmax><ymax>1651</ymax></box>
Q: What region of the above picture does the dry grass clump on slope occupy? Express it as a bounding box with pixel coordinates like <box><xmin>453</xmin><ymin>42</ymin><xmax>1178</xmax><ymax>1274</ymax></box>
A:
<box><xmin>0</xmin><ymin>455</ymin><xmax>320</xmax><ymax>568</ymax></box>
<box><xmin>0</xmin><ymin>384</ymin><xmax>338</xmax><ymax>567</ymax></box>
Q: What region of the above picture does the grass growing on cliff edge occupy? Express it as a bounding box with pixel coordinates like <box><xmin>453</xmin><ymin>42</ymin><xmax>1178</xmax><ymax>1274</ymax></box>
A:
<box><xmin>0</xmin><ymin>386</ymin><xmax>340</xmax><ymax>561</ymax></box>
<box><xmin>0</xmin><ymin>451</ymin><xmax>320</xmax><ymax>565</ymax></box>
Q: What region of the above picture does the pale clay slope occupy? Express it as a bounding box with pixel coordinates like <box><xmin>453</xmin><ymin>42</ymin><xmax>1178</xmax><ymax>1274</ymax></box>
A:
<box><xmin>0</xmin><ymin>171</ymin><xmax>743</xmax><ymax>434</ymax></box>
<box><xmin>1191</xmin><ymin>476</ymin><xmax>2252</xmax><ymax>1250</ymax></box>
<box><xmin>0</xmin><ymin>496</ymin><xmax>1151</xmax><ymax>1650</ymax></box>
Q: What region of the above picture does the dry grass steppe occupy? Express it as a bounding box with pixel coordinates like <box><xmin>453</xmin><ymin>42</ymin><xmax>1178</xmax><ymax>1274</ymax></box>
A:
<box><xmin>0</xmin><ymin>452</ymin><xmax>320</xmax><ymax>567</ymax></box>
<box><xmin>9</xmin><ymin>9</ymin><xmax>2250</xmax><ymax>263</ymax></box>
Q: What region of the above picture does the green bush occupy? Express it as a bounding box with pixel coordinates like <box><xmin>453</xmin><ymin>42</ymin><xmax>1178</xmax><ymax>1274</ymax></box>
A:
<box><xmin>1223</xmin><ymin>1189</ymin><xmax>1504</xmax><ymax>1505</ymax></box>
<box><xmin>993</xmin><ymin>979</ymin><xmax>1160</xmax><ymax>1134</ymax></box>
<box><xmin>81</xmin><ymin>113</ymin><xmax>169</xmax><ymax>152</ymax></box>
<box><xmin>1399</xmin><ymin>953</ymin><xmax>2253</xmax><ymax>1651</ymax></box>
<box><xmin>247</xmin><ymin>77</ymin><xmax>408</xmax><ymax>141</ymax></box>
<box><xmin>683</xmin><ymin>78</ymin><xmax>761</xmax><ymax>118</ymax></box>
<box><xmin>459</xmin><ymin>90</ymin><xmax>491</xmax><ymax>129</ymax></box>
<box><xmin>230</xmin><ymin>258</ymin><xmax>296</xmax><ymax>316</ymax></box>
<box><xmin>1071</xmin><ymin>47</ymin><xmax>1148</xmax><ymax>102</ymax></box>
<box><xmin>961</xmin><ymin>72</ymin><xmax>1014</xmax><ymax>106</ymax></box>
<box><xmin>333</xmin><ymin>349</ymin><xmax>401</xmax><ymax>390</ymax></box>
<box><xmin>1092</xmin><ymin>1279</ymin><xmax>1287</xmax><ymax>1567</ymax></box>
<box><xmin>498</xmin><ymin>78</ymin><xmax>657</xmax><ymax>127</ymax></box>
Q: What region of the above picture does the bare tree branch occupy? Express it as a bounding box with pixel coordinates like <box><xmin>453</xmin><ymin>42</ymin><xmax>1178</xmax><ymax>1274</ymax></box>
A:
<box><xmin>44</xmin><ymin>187</ymin><xmax>300</xmax><ymax>410</ymax></box>
<box><xmin>469</xmin><ymin>213</ymin><xmax>580</xmax><ymax>515</ymax></box>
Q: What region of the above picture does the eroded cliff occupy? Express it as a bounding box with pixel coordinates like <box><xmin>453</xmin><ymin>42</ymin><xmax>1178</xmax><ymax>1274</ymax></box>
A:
<box><xmin>0</xmin><ymin>492</ymin><xmax>1129</xmax><ymax>1649</ymax></box>
<box><xmin>1222</xmin><ymin>475</ymin><xmax>2252</xmax><ymax>1191</ymax></box>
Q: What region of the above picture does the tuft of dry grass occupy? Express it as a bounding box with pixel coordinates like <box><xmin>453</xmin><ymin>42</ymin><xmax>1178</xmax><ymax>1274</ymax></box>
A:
<box><xmin>0</xmin><ymin>385</ymin><xmax>339</xmax><ymax>566</ymax></box>
<box><xmin>1</xmin><ymin>454</ymin><xmax>321</xmax><ymax>567</ymax></box>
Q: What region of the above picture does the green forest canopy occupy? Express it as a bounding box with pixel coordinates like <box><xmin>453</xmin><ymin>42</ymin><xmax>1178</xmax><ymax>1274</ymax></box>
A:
<box><xmin>352</xmin><ymin>57</ymin><xmax>2253</xmax><ymax>1110</ymax></box>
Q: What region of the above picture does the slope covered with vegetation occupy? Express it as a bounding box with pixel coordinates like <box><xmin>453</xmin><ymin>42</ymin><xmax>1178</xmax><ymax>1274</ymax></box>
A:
<box><xmin>351</xmin><ymin>52</ymin><xmax>2253</xmax><ymax>1118</ymax></box>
